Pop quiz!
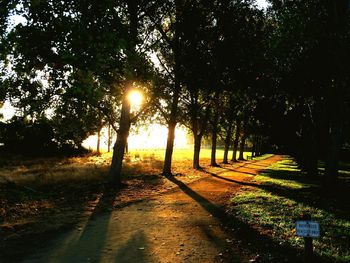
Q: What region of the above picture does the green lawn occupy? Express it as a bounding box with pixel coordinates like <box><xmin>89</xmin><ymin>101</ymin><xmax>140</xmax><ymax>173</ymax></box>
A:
<box><xmin>230</xmin><ymin>158</ymin><xmax>350</xmax><ymax>262</ymax></box>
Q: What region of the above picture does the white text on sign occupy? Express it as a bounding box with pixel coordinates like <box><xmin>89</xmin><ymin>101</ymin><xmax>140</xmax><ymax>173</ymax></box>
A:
<box><xmin>296</xmin><ymin>221</ymin><xmax>320</xmax><ymax>238</ymax></box>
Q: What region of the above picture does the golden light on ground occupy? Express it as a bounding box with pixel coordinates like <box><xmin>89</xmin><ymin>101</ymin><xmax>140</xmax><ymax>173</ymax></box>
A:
<box><xmin>128</xmin><ymin>90</ymin><xmax>143</xmax><ymax>110</ymax></box>
<box><xmin>82</xmin><ymin>124</ymin><xmax>189</xmax><ymax>151</ymax></box>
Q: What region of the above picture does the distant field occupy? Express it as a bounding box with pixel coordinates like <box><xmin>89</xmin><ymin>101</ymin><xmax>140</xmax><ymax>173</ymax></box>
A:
<box><xmin>125</xmin><ymin>148</ymin><xmax>253</xmax><ymax>162</ymax></box>
<box><xmin>0</xmin><ymin>149</ymin><xmax>254</xmax><ymax>186</ymax></box>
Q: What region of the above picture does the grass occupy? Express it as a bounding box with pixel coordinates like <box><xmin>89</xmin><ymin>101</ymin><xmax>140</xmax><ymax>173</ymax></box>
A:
<box><xmin>0</xmin><ymin>149</ymin><xmax>253</xmax><ymax>227</ymax></box>
<box><xmin>230</xmin><ymin>157</ymin><xmax>350</xmax><ymax>262</ymax></box>
<box><xmin>125</xmin><ymin>148</ymin><xmax>253</xmax><ymax>162</ymax></box>
<box><xmin>0</xmin><ymin>147</ymin><xmax>265</xmax><ymax>262</ymax></box>
<box><xmin>0</xmin><ymin>148</ymin><xmax>253</xmax><ymax>185</ymax></box>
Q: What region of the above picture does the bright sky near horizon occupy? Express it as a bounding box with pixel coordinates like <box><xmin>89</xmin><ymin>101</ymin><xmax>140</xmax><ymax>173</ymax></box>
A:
<box><xmin>256</xmin><ymin>0</ymin><xmax>269</xmax><ymax>9</ymax></box>
<box><xmin>82</xmin><ymin>124</ymin><xmax>190</xmax><ymax>151</ymax></box>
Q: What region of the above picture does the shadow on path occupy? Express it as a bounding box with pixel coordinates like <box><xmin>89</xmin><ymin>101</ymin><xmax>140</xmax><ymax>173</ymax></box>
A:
<box><xmin>165</xmin><ymin>175</ymin><xmax>307</xmax><ymax>262</ymax></box>
<box><xmin>113</xmin><ymin>231</ymin><xmax>149</xmax><ymax>263</ymax></box>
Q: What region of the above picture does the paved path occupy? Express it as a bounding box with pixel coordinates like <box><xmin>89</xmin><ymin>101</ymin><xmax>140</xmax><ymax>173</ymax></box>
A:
<box><xmin>24</xmin><ymin>156</ymin><xmax>281</xmax><ymax>263</ymax></box>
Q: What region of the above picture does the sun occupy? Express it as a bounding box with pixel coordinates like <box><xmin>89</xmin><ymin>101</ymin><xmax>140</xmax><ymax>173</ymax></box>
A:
<box><xmin>128</xmin><ymin>90</ymin><xmax>143</xmax><ymax>109</ymax></box>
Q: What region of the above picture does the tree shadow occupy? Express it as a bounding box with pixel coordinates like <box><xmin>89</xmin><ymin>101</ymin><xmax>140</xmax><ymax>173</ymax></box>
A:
<box><xmin>113</xmin><ymin>231</ymin><xmax>150</xmax><ymax>263</ymax></box>
<box><xmin>231</xmin><ymin>168</ymin><xmax>349</xmax><ymax>260</ymax></box>
<box><xmin>201</xmin><ymin>169</ymin><xmax>258</xmax><ymax>186</ymax></box>
<box><xmin>199</xmin><ymin>164</ymin><xmax>257</xmax><ymax>176</ymax></box>
<box><xmin>207</xmin><ymin>165</ymin><xmax>350</xmax><ymax>221</ymax></box>
<box><xmin>165</xmin><ymin>175</ymin><xmax>321</xmax><ymax>262</ymax></box>
<box><xmin>207</xmin><ymin>163</ymin><xmax>350</xmax><ymax>232</ymax></box>
<box><xmin>228</xmin><ymin>160</ymin><xmax>277</xmax><ymax>170</ymax></box>
<box><xmin>219</xmin><ymin>167</ymin><xmax>257</xmax><ymax>176</ymax></box>
<box><xmin>198</xmin><ymin>224</ymin><xmax>242</xmax><ymax>262</ymax></box>
<box><xmin>21</xmin><ymin>183</ymin><xmax>156</xmax><ymax>263</ymax></box>
<box><xmin>23</xmin><ymin>186</ymin><xmax>121</xmax><ymax>263</ymax></box>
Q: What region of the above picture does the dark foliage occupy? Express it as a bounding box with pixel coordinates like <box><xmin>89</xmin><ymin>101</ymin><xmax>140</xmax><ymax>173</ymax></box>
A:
<box><xmin>0</xmin><ymin>118</ymin><xmax>89</xmax><ymax>157</ymax></box>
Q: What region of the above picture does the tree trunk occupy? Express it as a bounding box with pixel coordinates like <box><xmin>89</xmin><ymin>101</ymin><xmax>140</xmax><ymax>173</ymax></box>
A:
<box><xmin>96</xmin><ymin>128</ymin><xmax>101</xmax><ymax>154</ymax></box>
<box><xmin>163</xmin><ymin>119</ymin><xmax>177</xmax><ymax>176</ymax></box>
<box><xmin>125</xmin><ymin>141</ymin><xmax>129</xmax><ymax>154</ymax></box>
<box><xmin>191</xmin><ymin>101</ymin><xmax>209</xmax><ymax>169</ymax></box>
<box><xmin>162</xmin><ymin>65</ymin><xmax>180</xmax><ymax>176</ymax></box>
<box><xmin>257</xmin><ymin>136</ymin><xmax>262</xmax><ymax>156</ymax></box>
<box><xmin>251</xmin><ymin>134</ymin><xmax>256</xmax><ymax>158</ymax></box>
<box><xmin>109</xmin><ymin>91</ymin><xmax>131</xmax><ymax>186</ymax></box>
<box><xmin>210</xmin><ymin>112</ymin><xmax>219</xmax><ymax>166</ymax></box>
<box><xmin>323</xmin><ymin>1</ymin><xmax>347</xmax><ymax>184</ymax></box>
<box><xmin>303</xmin><ymin>128</ymin><xmax>318</xmax><ymax>178</ymax></box>
<box><xmin>238</xmin><ymin>122</ymin><xmax>246</xmax><ymax>160</ymax></box>
<box><xmin>193</xmin><ymin>134</ymin><xmax>202</xmax><ymax>169</ymax></box>
<box><xmin>325</xmin><ymin>120</ymin><xmax>341</xmax><ymax>183</ymax></box>
<box><xmin>231</xmin><ymin>120</ymin><xmax>241</xmax><ymax>162</ymax></box>
<box><xmin>223</xmin><ymin>123</ymin><xmax>233</xmax><ymax>164</ymax></box>
<box><xmin>107</xmin><ymin>124</ymin><xmax>111</xmax><ymax>153</ymax></box>
<box><xmin>210</xmin><ymin>129</ymin><xmax>217</xmax><ymax>166</ymax></box>
<box><xmin>108</xmin><ymin>0</ymin><xmax>138</xmax><ymax>186</ymax></box>
<box><xmin>162</xmin><ymin>0</ymin><xmax>181</xmax><ymax>176</ymax></box>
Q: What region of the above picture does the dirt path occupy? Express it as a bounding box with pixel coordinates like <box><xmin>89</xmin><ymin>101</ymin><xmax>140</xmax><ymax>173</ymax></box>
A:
<box><xmin>23</xmin><ymin>155</ymin><xmax>281</xmax><ymax>263</ymax></box>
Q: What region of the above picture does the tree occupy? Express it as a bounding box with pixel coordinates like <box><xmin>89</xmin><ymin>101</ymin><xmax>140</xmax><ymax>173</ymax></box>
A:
<box><xmin>109</xmin><ymin>0</ymin><xmax>140</xmax><ymax>186</ymax></box>
<box><xmin>178</xmin><ymin>0</ymin><xmax>217</xmax><ymax>169</ymax></box>
<box><xmin>2</xmin><ymin>1</ymin><xmax>155</xmax><ymax>185</ymax></box>
<box><xmin>142</xmin><ymin>0</ymin><xmax>186</xmax><ymax>176</ymax></box>
<box><xmin>268</xmin><ymin>0</ymin><xmax>350</xmax><ymax>181</ymax></box>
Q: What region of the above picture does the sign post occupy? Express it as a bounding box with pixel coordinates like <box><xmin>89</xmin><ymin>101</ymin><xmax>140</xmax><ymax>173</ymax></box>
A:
<box><xmin>296</xmin><ymin>213</ymin><xmax>320</xmax><ymax>262</ymax></box>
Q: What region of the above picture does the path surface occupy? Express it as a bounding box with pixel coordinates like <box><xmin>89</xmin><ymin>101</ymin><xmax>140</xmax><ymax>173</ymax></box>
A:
<box><xmin>24</xmin><ymin>155</ymin><xmax>281</xmax><ymax>263</ymax></box>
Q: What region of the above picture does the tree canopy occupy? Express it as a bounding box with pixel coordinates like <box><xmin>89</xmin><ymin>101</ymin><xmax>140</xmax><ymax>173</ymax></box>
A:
<box><xmin>0</xmin><ymin>0</ymin><xmax>349</xmax><ymax>183</ymax></box>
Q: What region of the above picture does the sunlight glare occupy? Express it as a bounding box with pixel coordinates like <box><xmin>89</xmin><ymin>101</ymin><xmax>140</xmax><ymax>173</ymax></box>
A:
<box><xmin>82</xmin><ymin>124</ymin><xmax>189</xmax><ymax>152</ymax></box>
<box><xmin>0</xmin><ymin>100</ymin><xmax>15</xmax><ymax>120</ymax></box>
<box><xmin>128</xmin><ymin>124</ymin><xmax>189</xmax><ymax>149</ymax></box>
<box><xmin>128</xmin><ymin>90</ymin><xmax>143</xmax><ymax>110</ymax></box>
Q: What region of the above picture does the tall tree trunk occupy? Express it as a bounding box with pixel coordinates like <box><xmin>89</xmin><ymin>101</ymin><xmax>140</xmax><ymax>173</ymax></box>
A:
<box><xmin>303</xmin><ymin>128</ymin><xmax>318</xmax><ymax>178</ymax></box>
<box><xmin>251</xmin><ymin>134</ymin><xmax>256</xmax><ymax>158</ymax></box>
<box><xmin>324</xmin><ymin>0</ymin><xmax>347</xmax><ymax>184</ymax></box>
<box><xmin>231</xmin><ymin>120</ymin><xmax>241</xmax><ymax>162</ymax></box>
<box><xmin>325</xmin><ymin>118</ymin><xmax>342</xmax><ymax>183</ymax></box>
<box><xmin>193</xmin><ymin>134</ymin><xmax>202</xmax><ymax>169</ymax></box>
<box><xmin>223</xmin><ymin>123</ymin><xmax>233</xmax><ymax>164</ymax></box>
<box><xmin>238</xmin><ymin>122</ymin><xmax>246</xmax><ymax>160</ymax></box>
<box><xmin>97</xmin><ymin>128</ymin><xmax>101</xmax><ymax>154</ymax></box>
<box><xmin>210</xmin><ymin>111</ymin><xmax>219</xmax><ymax>166</ymax></box>
<box><xmin>109</xmin><ymin>0</ymin><xmax>138</xmax><ymax>186</ymax></box>
<box><xmin>125</xmin><ymin>141</ymin><xmax>129</xmax><ymax>154</ymax></box>
<box><xmin>163</xmin><ymin>51</ymin><xmax>180</xmax><ymax>176</ymax></box>
<box><xmin>191</xmin><ymin>102</ymin><xmax>209</xmax><ymax>169</ymax></box>
<box><xmin>257</xmin><ymin>136</ymin><xmax>262</xmax><ymax>156</ymax></box>
<box><xmin>109</xmin><ymin>91</ymin><xmax>131</xmax><ymax>185</ymax></box>
<box><xmin>163</xmin><ymin>62</ymin><xmax>180</xmax><ymax>176</ymax></box>
<box><xmin>210</xmin><ymin>129</ymin><xmax>218</xmax><ymax>166</ymax></box>
<box><xmin>107</xmin><ymin>124</ymin><xmax>112</xmax><ymax>152</ymax></box>
<box><xmin>163</xmin><ymin>116</ymin><xmax>178</xmax><ymax>176</ymax></box>
<box><xmin>163</xmin><ymin>0</ymin><xmax>181</xmax><ymax>176</ymax></box>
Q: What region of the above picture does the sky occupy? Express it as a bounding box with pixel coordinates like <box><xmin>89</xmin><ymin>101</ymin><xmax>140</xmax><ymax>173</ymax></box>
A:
<box><xmin>256</xmin><ymin>0</ymin><xmax>269</xmax><ymax>9</ymax></box>
<box><xmin>0</xmin><ymin>101</ymin><xmax>15</xmax><ymax>120</ymax></box>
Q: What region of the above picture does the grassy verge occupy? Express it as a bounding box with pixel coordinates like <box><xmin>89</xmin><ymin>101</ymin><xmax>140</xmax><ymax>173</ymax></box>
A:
<box><xmin>0</xmin><ymin>149</ymin><xmax>252</xmax><ymax>230</ymax></box>
<box><xmin>0</xmin><ymin>149</ymin><xmax>261</xmax><ymax>261</ymax></box>
<box><xmin>229</xmin><ymin>157</ymin><xmax>350</xmax><ymax>262</ymax></box>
